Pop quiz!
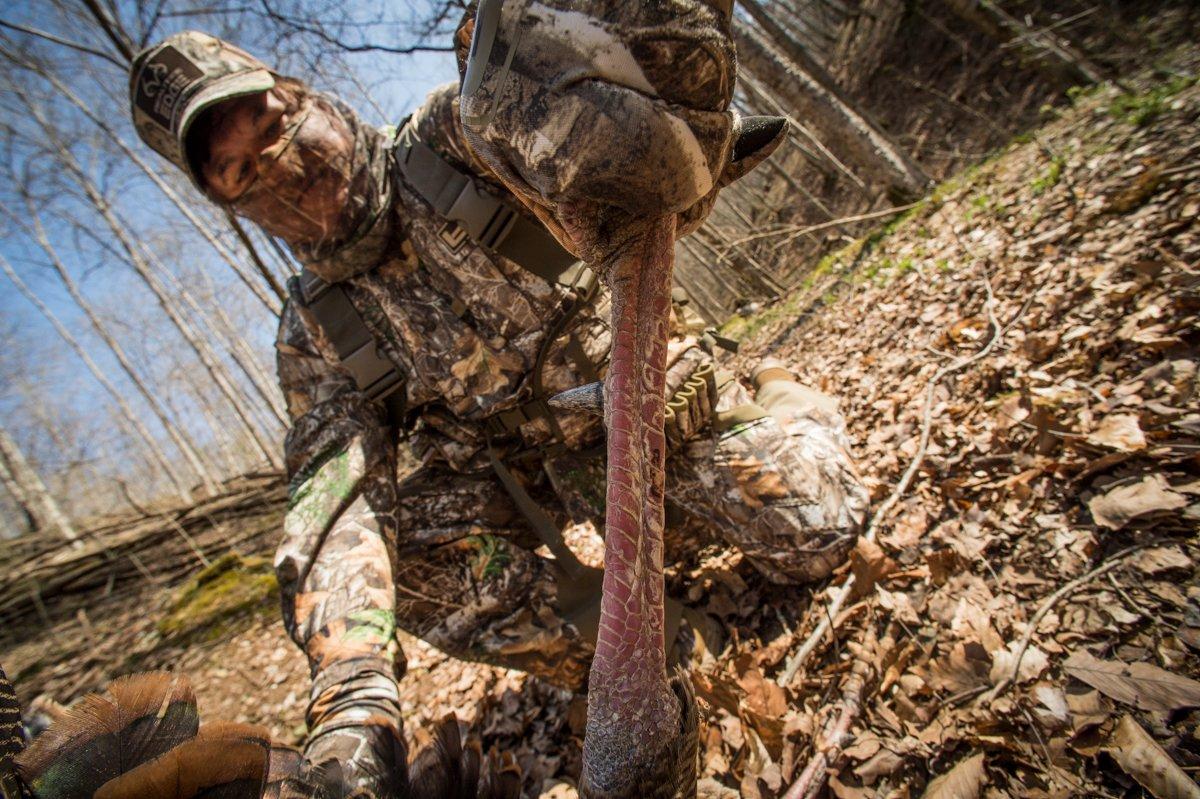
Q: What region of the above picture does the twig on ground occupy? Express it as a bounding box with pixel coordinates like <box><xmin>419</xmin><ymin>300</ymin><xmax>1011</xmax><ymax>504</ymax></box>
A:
<box><xmin>783</xmin><ymin>631</ymin><xmax>878</xmax><ymax>799</ymax></box>
<box><xmin>1106</xmin><ymin>572</ymin><xmax>1145</xmax><ymax>621</ymax></box>
<box><xmin>779</xmin><ymin>272</ymin><xmax>1004</xmax><ymax>686</ymax></box>
<box><xmin>980</xmin><ymin>544</ymin><xmax>1144</xmax><ymax>704</ymax></box>
<box><xmin>724</xmin><ymin>202</ymin><xmax>922</xmax><ymax>248</ymax></box>
<box><xmin>779</xmin><ymin>271</ymin><xmax>1016</xmax><ymax>799</ymax></box>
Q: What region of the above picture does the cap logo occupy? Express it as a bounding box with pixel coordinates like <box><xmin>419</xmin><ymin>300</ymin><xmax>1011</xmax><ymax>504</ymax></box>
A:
<box><xmin>134</xmin><ymin>45</ymin><xmax>204</xmax><ymax>132</ymax></box>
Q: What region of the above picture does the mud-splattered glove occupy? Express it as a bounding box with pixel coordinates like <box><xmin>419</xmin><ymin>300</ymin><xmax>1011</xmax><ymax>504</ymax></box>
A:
<box><xmin>456</xmin><ymin>0</ymin><xmax>786</xmax><ymax>264</ymax></box>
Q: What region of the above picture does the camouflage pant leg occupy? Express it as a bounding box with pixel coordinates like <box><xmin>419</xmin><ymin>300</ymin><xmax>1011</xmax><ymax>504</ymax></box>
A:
<box><xmin>665</xmin><ymin>379</ymin><xmax>869</xmax><ymax>584</ymax></box>
<box><xmin>390</xmin><ymin>463</ymin><xmax>595</xmax><ymax>691</ymax></box>
<box><xmin>274</xmin><ymin>440</ymin><xmax>409</xmax><ymax>791</ymax></box>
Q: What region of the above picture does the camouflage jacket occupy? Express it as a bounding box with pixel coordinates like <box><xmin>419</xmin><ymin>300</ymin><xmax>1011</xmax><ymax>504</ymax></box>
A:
<box><xmin>276</xmin><ymin>83</ymin><xmax>616</xmax><ymax>472</ymax></box>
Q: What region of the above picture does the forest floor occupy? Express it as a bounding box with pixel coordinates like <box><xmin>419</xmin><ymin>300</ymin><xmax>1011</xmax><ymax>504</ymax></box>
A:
<box><xmin>4</xmin><ymin>48</ymin><xmax>1199</xmax><ymax>798</ymax></box>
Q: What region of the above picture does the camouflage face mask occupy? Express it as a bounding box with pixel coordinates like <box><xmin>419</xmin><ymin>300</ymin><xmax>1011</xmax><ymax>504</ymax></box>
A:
<box><xmin>222</xmin><ymin>88</ymin><xmax>393</xmax><ymax>263</ymax></box>
<box><xmin>224</xmin><ymin>91</ymin><xmax>370</xmax><ymax>250</ymax></box>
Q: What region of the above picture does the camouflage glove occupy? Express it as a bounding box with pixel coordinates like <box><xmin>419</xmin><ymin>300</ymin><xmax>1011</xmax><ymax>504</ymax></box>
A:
<box><xmin>457</xmin><ymin>0</ymin><xmax>786</xmax><ymax>264</ymax></box>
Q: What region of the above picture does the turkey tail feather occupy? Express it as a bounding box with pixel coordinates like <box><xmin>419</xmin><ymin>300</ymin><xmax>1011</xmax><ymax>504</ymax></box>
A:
<box><xmin>91</xmin><ymin>721</ymin><xmax>269</xmax><ymax>799</ymax></box>
<box><xmin>1</xmin><ymin>665</ymin><xmax>29</xmax><ymax>799</ymax></box>
<box><xmin>409</xmin><ymin>715</ymin><xmax>464</xmax><ymax>798</ymax></box>
<box><xmin>3</xmin><ymin>666</ymin><xmax>521</xmax><ymax>799</ymax></box>
<box><xmin>670</xmin><ymin>668</ymin><xmax>700</xmax><ymax>799</ymax></box>
<box><xmin>476</xmin><ymin>750</ymin><xmax>521</xmax><ymax>799</ymax></box>
<box><xmin>16</xmin><ymin>672</ymin><xmax>198</xmax><ymax>798</ymax></box>
<box><xmin>409</xmin><ymin>715</ymin><xmax>519</xmax><ymax>799</ymax></box>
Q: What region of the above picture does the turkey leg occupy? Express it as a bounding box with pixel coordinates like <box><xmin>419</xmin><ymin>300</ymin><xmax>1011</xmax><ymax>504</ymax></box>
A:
<box><xmin>582</xmin><ymin>215</ymin><xmax>685</xmax><ymax>795</ymax></box>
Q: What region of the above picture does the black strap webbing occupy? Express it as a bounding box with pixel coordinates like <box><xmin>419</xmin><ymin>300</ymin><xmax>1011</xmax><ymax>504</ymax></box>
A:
<box><xmin>487</xmin><ymin>447</ymin><xmax>584</xmax><ymax>578</ymax></box>
<box><xmin>394</xmin><ymin>124</ymin><xmax>586</xmax><ymax>286</ymax></box>
<box><xmin>298</xmin><ymin>270</ymin><xmax>405</xmax><ymax>417</ymax></box>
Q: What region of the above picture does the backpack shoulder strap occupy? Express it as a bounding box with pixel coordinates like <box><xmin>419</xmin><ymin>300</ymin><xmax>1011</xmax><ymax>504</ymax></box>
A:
<box><xmin>393</xmin><ymin>121</ymin><xmax>595</xmax><ymax>292</ymax></box>
<box><xmin>296</xmin><ymin>269</ymin><xmax>406</xmax><ymax>423</ymax></box>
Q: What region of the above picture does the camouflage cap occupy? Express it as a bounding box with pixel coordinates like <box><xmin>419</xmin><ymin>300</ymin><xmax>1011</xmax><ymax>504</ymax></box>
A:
<box><xmin>129</xmin><ymin>31</ymin><xmax>275</xmax><ymax>188</ymax></box>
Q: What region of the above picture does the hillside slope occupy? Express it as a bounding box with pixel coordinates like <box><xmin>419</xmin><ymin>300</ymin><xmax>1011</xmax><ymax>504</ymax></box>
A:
<box><xmin>3</xmin><ymin>52</ymin><xmax>1198</xmax><ymax>798</ymax></box>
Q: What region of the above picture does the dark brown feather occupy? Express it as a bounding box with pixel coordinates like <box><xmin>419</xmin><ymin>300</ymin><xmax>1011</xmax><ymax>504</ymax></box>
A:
<box><xmin>408</xmin><ymin>716</ymin><xmax>466</xmax><ymax>799</ymax></box>
<box><xmin>474</xmin><ymin>750</ymin><xmax>521</xmax><ymax>799</ymax></box>
<box><xmin>358</xmin><ymin>716</ymin><xmax>410</xmax><ymax>798</ymax></box>
<box><xmin>16</xmin><ymin>671</ymin><xmax>199</xmax><ymax>799</ymax></box>
<box><xmin>7</xmin><ymin>666</ymin><xmax>520</xmax><ymax>799</ymax></box>
<box><xmin>0</xmin><ymin>665</ymin><xmax>30</xmax><ymax>799</ymax></box>
<box><xmin>91</xmin><ymin>722</ymin><xmax>269</xmax><ymax>799</ymax></box>
<box><xmin>408</xmin><ymin>715</ymin><xmax>519</xmax><ymax>799</ymax></box>
<box><xmin>262</xmin><ymin>744</ymin><xmax>307</xmax><ymax>799</ymax></box>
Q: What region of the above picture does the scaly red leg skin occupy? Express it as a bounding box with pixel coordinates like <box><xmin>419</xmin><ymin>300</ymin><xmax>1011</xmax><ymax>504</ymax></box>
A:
<box><xmin>582</xmin><ymin>215</ymin><xmax>679</xmax><ymax>793</ymax></box>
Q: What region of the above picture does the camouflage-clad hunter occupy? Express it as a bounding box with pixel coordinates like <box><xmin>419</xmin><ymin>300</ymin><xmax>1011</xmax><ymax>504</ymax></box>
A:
<box><xmin>129</xmin><ymin>3</ymin><xmax>869</xmax><ymax>791</ymax></box>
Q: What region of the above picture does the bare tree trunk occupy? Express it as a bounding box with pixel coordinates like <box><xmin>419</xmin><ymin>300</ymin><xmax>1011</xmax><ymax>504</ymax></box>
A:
<box><xmin>733</xmin><ymin>11</ymin><xmax>931</xmax><ymax>200</ymax></box>
<box><xmin>224</xmin><ymin>212</ymin><xmax>288</xmax><ymax>303</ymax></box>
<box><xmin>261</xmin><ymin>229</ymin><xmax>301</xmax><ymax>279</ymax></box>
<box><xmin>940</xmin><ymin>0</ymin><xmax>1105</xmax><ymax>85</ymax></box>
<box><xmin>681</xmin><ymin>235</ymin><xmax>744</xmax><ymax>303</ymax></box>
<box><xmin>0</xmin><ymin>253</ymin><xmax>198</xmax><ymax>500</ymax></box>
<box><xmin>22</xmin><ymin>97</ymin><xmax>284</xmax><ymax>471</ymax></box>
<box><xmin>824</xmin><ymin>0</ymin><xmax>906</xmax><ymax>93</ymax></box>
<box><xmin>159</xmin><ymin>263</ymin><xmax>289</xmax><ymax>429</ymax></box>
<box><xmin>17</xmin><ymin>205</ymin><xmax>220</xmax><ymax>492</ymax></box>
<box><xmin>737</xmin><ymin>70</ymin><xmax>863</xmax><ymax>190</ymax></box>
<box><xmin>0</xmin><ymin>427</ymin><xmax>78</xmax><ymax>542</ymax></box>
<box><xmin>698</xmin><ymin>224</ymin><xmax>786</xmax><ymax>297</ymax></box>
<box><xmin>677</xmin><ymin>238</ymin><xmax>736</xmax><ymax>321</ymax></box>
<box><xmin>129</xmin><ymin>234</ymin><xmax>284</xmax><ymax>469</ymax></box>
<box><xmin>0</xmin><ymin>445</ymin><xmax>38</xmax><ymax>534</ymax></box>
<box><xmin>770</xmin><ymin>0</ymin><xmax>840</xmax><ymax>63</ymax></box>
<box><xmin>175</xmin><ymin>364</ymin><xmax>251</xmax><ymax>476</ymax></box>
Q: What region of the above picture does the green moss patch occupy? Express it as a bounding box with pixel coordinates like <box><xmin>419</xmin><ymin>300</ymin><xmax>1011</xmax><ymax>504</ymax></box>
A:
<box><xmin>157</xmin><ymin>552</ymin><xmax>278</xmax><ymax>644</ymax></box>
<box><xmin>1108</xmin><ymin>74</ymin><xmax>1197</xmax><ymax>127</ymax></box>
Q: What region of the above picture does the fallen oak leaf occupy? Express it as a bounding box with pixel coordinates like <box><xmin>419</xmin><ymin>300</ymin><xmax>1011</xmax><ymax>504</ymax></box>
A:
<box><xmin>692</xmin><ymin>671</ymin><xmax>741</xmax><ymax>717</ymax></box>
<box><xmin>1103</xmin><ymin>714</ymin><xmax>1200</xmax><ymax>799</ymax></box>
<box><xmin>1064</xmin><ymin>650</ymin><xmax>1200</xmax><ymax>713</ymax></box>
<box><xmin>1086</xmin><ymin>414</ymin><xmax>1147</xmax><ymax>452</ymax></box>
<box><xmin>736</xmin><ymin>666</ymin><xmax>788</xmax><ymax>718</ymax></box>
<box><xmin>921</xmin><ymin>752</ymin><xmax>985</xmax><ymax>799</ymax></box>
<box><xmin>930</xmin><ymin>641</ymin><xmax>992</xmax><ymax>694</ymax></box>
<box><xmin>850</xmin><ymin>538</ymin><xmax>896</xmax><ymax>597</ymax></box>
<box><xmin>854</xmin><ymin>747</ymin><xmax>905</xmax><ymax>784</ymax></box>
<box><xmin>989</xmin><ymin>640</ymin><xmax>1049</xmax><ymax>686</ymax></box>
<box><xmin>1088</xmin><ymin>473</ymin><xmax>1186</xmax><ymax>530</ymax></box>
<box><xmin>1133</xmin><ymin>547</ymin><xmax>1192</xmax><ymax>576</ymax></box>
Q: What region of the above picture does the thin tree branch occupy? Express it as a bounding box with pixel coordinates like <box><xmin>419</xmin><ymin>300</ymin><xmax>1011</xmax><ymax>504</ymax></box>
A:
<box><xmin>981</xmin><ymin>544</ymin><xmax>1146</xmax><ymax>704</ymax></box>
<box><xmin>0</xmin><ymin>20</ymin><xmax>126</xmax><ymax>68</ymax></box>
<box><xmin>256</xmin><ymin>0</ymin><xmax>453</xmax><ymax>55</ymax></box>
<box><xmin>77</xmin><ymin>0</ymin><xmax>136</xmax><ymax>63</ymax></box>
<box><xmin>780</xmin><ymin>271</ymin><xmax>1004</xmax><ymax>686</ymax></box>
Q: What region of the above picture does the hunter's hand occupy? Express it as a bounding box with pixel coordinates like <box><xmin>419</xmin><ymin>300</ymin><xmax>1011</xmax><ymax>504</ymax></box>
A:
<box><xmin>457</xmin><ymin>0</ymin><xmax>785</xmax><ymax>265</ymax></box>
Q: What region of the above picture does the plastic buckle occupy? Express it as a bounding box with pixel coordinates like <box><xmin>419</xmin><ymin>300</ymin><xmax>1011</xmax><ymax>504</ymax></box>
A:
<box><xmin>297</xmin><ymin>268</ymin><xmax>330</xmax><ymax>304</ymax></box>
<box><xmin>488</xmin><ymin>401</ymin><xmax>555</xmax><ymax>438</ymax></box>
<box><xmin>444</xmin><ymin>179</ymin><xmax>517</xmax><ymax>250</ymax></box>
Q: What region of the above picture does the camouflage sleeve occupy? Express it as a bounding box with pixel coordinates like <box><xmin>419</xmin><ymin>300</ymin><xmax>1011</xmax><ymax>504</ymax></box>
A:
<box><xmin>273</xmin><ymin>293</ymin><xmax>406</xmax><ymax>789</ymax></box>
<box><xmin>410</xmin><ymin>80</ymin><xmax>511</xmax><ymax>194</ymax></box>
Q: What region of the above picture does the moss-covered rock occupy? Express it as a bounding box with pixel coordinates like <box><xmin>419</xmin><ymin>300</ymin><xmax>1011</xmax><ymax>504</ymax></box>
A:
<box><xmin>156</xmin><ymin>552</ymin><xmax>278</xmax><ymax>644</ymax></box>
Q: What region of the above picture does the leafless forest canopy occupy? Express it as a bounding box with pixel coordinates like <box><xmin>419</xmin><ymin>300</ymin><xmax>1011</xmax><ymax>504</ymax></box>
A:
<box><xmin>0</xmin><ymin>0</ymin><xmax>1186</xmax><ymax>538</ymax></box>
